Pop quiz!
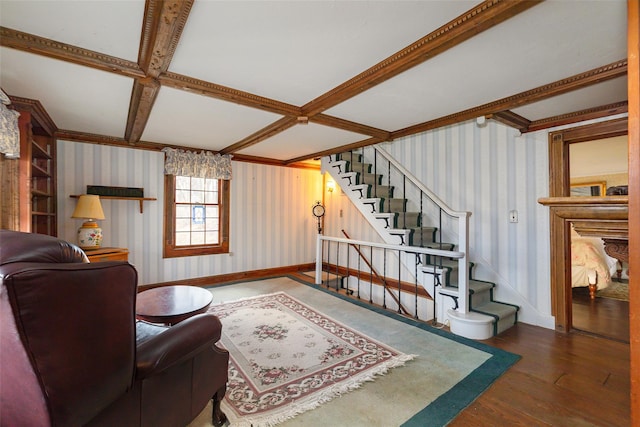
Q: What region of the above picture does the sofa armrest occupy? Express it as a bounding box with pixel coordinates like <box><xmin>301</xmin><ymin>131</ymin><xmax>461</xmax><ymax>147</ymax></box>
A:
<box><xmin>135</xmin><ymin>313</ymin><xmax>223</xmax><ymax>379</ymax></box>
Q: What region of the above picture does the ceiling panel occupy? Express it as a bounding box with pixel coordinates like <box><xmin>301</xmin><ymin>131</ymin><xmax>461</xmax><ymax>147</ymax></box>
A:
<box><xmin>142</xmin><ymin>86</ymin><xmax>283</xmax><ymax>150</ymax></box>
<box><xmin>0</xmin><ymin>0</ymin><xmax>143</xmax><ymax>61</ymax></box>
<box><xmin>236</xmin><ymin>123</ymin><xmax>365</xmax><ymax>161</ymax></box>
<box><xmin>324</xmin><ymin>0</ymin><xmax>627</xmax><ymax>131</ymax></box>
<box><xmin>512</xmin><ymin>77</ymin><xmax>628</xmax><ymax>121</ymax></box>
<box><xmin>169</xmin><ymin>0</ymin><xmax>475</xmax><ymax>105</ymax></box>
<box><xmin>0</xmin><ymin>0</ymin><xmax>630</xmax><ymax>162</ymax></box>
<box><xmin>1</xmin><ymin>47</ymin><xmax>132</xmax><ymax>137</ymax></box>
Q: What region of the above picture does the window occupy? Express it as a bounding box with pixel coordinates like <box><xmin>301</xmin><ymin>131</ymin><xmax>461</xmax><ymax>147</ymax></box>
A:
<box><xmin>163</xmin><ymin>175</ymin><xmax>229</xmax><ymax>258</ymax></box>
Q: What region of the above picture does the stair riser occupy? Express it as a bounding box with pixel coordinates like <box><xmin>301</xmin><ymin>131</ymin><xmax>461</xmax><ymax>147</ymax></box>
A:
<box><xmin>339</xmin><ymin>152</ymin><xmax>361</xmax><ymax>163</ymax></box>
<box><xmin>382</xmin><ymin>199</ymin><xmax>405</xmax><ymax>212</ymax></box>
<box><xmin>496</xmin><ymin>312</ymin><xmax>518</xmax><ymax>335</ymax></box>
<box><xmin>395</xmin><ymin>215</ymin><xmax>421</xmax><ymax>228</ymax></box>
<box><xmin>409</xmin><ymin>233</ymin><xmax>437</xmax><ymax>246</ymax></box>
<box><xmin>349</xmin><ymin>162</ymin><xmax>371</xmax><ymax>174</ymax></box>
<box><xmin>469</xmin><ymin>291</ymin><xmax>492</xmax><ymax>308</ymax></box>
<box><xmin>372</xmin><ymin>186</ymin><xmax>393</xmax><ymax>199</ymax></box>
<box><xmin>359</xmin><ymin>174</ymin><xmax>383</xmax><ymax>186</ymax></box>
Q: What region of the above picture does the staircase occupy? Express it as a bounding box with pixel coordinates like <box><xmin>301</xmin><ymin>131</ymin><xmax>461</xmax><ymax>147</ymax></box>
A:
<box><xmin>322</xmin><ymin>147</ymin><xmax>519</xmax><ymax>339</ymax></box>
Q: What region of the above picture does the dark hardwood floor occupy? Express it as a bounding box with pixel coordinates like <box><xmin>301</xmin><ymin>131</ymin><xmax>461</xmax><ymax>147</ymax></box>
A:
<box><xmin>450</xmin><ymin>323</ymin><xmax>630</xmax><ymax>426</ymax></box>
<box><xmin>290</xmin><ymin>272</ymin><xmax>630</xmax><ymax>426</ymax></box>
<box><xmin>571</xmin><ymin>285</ymin><xmax>630</xmax><ymax>343</ymax></box>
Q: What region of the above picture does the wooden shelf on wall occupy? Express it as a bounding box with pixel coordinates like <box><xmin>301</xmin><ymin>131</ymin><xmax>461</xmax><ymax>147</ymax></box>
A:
<box><xmin>70</xmin><ymin>195</ymin><xmax>156</xmax><ymax>213</ymax></box>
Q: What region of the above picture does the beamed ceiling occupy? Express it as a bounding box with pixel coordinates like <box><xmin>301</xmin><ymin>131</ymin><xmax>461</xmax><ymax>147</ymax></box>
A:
<box><xmin>0</xmin><ymin>0</ymin><xmax>629</xmax><ymax>167</ymax></box>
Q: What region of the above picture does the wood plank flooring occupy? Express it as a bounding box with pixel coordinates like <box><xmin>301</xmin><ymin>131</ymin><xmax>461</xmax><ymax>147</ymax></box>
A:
<box><xmin>450</xmin><ymin>323</ymin><xmax>630</xmax><ymax>426</ymax></box>
<box><xmin>291</xmin><ymin>272</ymin><xmax>631</xmax><ymax>426</ymax></box>
<box><xmin>572</xmin><ymin>285</ymin><xmax>630</xmax><ymax>343</ymax></box>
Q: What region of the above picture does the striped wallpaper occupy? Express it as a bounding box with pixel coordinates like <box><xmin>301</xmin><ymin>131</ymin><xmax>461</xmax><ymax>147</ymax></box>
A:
<box><xmin>57</xmin><ymin>116</ymin><xmax>622</xmax><ymax>329</ymax></box>
<box><xmin>369</xmin><ymin>120</ymin><xmax>554</xmax><ymax>327</ymax></box>
<box><xmin>57</xmin><ymin>140</ymin><xmax>323</xmax><ymax>285</ymax></box>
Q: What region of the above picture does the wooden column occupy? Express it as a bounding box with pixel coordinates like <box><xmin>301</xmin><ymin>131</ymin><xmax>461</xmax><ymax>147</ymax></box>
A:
<box><xmin>627</xmin><ymin>0</ymin><xmax>639</xmax><ymax>422</ymax></box>
<box><xmin>0</xmin><ymin>155</ymin><xmax>20</xmax><ymax>230</ymax></box>
<box><xmin>17</xmin><ymin>111</ymin><xmax>32</xmax><ymax>232</ymax></box>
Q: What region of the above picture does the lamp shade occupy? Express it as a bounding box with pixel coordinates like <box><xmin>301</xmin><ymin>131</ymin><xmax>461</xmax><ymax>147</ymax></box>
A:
<box><xmin>72</xmin><ymin>195</ymin><xmax>105</xmax><ymax>220</ymax></box>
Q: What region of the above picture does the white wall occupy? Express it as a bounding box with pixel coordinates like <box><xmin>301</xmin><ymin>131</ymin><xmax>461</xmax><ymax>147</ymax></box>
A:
<box><xmin>57</xmin><ymin>140</ymin><xmax>323</xmax><ymax>285</ymax></box>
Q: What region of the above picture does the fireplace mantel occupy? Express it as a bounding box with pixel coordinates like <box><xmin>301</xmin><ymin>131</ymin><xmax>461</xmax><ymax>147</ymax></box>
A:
<box><xmin>538</xmin><ymin>195</ymin><xmax>628</xmax><ymax>233</ymax></box>
<box><xmin>538</xmin><ymin>195</ymin><xmax>629</xmax><ymax>262</ymax></box>
<box><xmin>538</xmin><ymin>195</ymin><xmax>629</xmax><ymax>332</ymax></box>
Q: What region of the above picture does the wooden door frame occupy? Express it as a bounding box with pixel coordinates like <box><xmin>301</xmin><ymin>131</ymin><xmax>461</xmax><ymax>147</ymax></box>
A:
<box><xmin>547</xmin><ymin>118</ymin><xmax>628</xmax><ymax>332</ymax></box>
<box><xmin>627</xmin><ymin>0</ymin><xmax>639</xmax><ymax>420</ymax></box>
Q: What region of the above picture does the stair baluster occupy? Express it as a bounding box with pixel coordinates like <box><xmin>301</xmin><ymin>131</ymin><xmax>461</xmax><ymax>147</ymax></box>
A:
<box><xmin>320</xmin><ymin>146</ymin><xmax>519</xmax><ymax>339</ymax></box>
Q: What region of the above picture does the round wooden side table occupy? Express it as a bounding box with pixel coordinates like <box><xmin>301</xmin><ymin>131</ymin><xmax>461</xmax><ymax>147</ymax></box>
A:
<box><xmin>136</xmin><ymin>285</ymin><xmax>213</xmax><ymax>325</ymax></box>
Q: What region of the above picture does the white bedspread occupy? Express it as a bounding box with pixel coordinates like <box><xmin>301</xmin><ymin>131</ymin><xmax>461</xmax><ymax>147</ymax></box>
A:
<box><xmin>571</xmin><ymin>234</ymin><xmax>618</xmax><ymax>290</ymax></box>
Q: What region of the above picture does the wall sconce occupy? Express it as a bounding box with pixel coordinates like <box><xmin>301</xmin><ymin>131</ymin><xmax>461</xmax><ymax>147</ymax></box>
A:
<box><xmin>72</xmin><ymin>194</ymin><xmax>105</xmax><ymax>249</ymax></box>
<box><xmin>326</xmin><ymin>180</ymin><xmax>335</xmax><ymax>193</ymax></box>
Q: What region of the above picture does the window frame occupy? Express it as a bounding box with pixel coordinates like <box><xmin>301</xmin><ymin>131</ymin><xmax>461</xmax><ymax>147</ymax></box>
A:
<box><xmin>163</xmin><ymin>174</ymin><xmax>230</xmax><ymax>258</ymax></box>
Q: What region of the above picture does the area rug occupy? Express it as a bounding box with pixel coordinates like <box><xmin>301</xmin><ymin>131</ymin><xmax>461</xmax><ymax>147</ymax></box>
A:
<box><xmin>597</xmin><ymin>280</ymin><xmax>629</xmax><ymax>301</ymax></box>
<box><xmin>207</xmin><ymin>291</ymin><xmax>415</xmax><ymax>427</ymax></box>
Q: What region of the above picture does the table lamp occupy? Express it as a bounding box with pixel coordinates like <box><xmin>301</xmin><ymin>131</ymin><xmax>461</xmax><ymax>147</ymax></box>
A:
<box><xmin>72</xmin><ymin>194</ymin><xmax>105</xmax><ymax>249</ymax></box>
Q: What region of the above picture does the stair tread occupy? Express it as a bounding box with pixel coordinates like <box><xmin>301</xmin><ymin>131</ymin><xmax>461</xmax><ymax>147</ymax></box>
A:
<box><xmin>374</xmin><ymin>212</ymin><xmax>395</xmax><ymax>218</ymax></box>
<box><xmin>438</xmin><ymin>279</ymin><xmax>495</xmax><ymax>294</ymax></box>
<box><xmin>471</xmin><ymin>301</ymin><xmax>518</xmax><ymax>318</ymax></box>
<box><xmin>469</xmin><ymin>280</ymin><xmax>495</xmax><ymax>293</ymax></box>
<box><xmin>447</xmin><ymin>309</ymin><xmax>496</xmax><ymax>323</ymax></box>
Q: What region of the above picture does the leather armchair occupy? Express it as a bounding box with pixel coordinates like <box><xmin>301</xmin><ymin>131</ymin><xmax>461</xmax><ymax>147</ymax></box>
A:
<box><xmin>0</xmin><ymin>230</ymin><xmax>228</xmax><ymax>427</ymax></box>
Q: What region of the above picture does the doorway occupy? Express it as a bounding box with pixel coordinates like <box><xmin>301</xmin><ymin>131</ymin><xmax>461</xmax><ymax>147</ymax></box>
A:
<box><xmin>545</xmin><ymin>117</ymin><xmax>629</xmax><ymax>337</ymax></box>
<box><xmin>568</xmin><ymin>136</ymin><xmax>629</xmax><ymax>341</ymax></box>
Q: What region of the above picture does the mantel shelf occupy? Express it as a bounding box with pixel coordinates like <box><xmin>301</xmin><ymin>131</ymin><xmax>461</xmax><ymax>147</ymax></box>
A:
<box><xmin>70</xmin><ymin>195</ymin><xmax>156</xmax><ymax>213</ymax></box>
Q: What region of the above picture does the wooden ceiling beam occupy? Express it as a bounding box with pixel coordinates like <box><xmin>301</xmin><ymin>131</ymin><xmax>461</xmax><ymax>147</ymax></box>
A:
<box><xmin>525</xmin><ymin>101</ymin><xmax>628</xmax><ymax>133</ymax></box>
<box><xmin>285</xmin><ymin>137</ymin><xmax>384</xmax><ymax>165</ymax></box>
<box><xmin>392</xmin><ymin>59</ymin><xmax>628</xmax><ymax>139</ymax></box>
<box><xmin>125</xmin><ymin>78</ymin><xmax>161</xmax><ymax>143</ymax></box>
<box><xmin>126</xmin><ymin>0</ymin><xmax>194</xmax><ymax>143</ymax></box>
<box><xmin>311</xmin><ymin>114</ymin><xmax>391</xmax><ymax>140</ymax></box>
<box><xmin>138</xmin><ymin>0</ymin><xmax>194</xmax><ymax>78</ymax></box>
<box><xmin>488</xmin><ymin>111</ymin><xmax>531</xmax><ymax>132</ymax></box>
<box><xmin>220</xmin><ymin>117</ymin><xmax>298</xmax><ymax>155</ymax></box>
<box><xmin>0</xmin><ymin>27</ymin><xmax>144</xmax><ymax>79</ymax></box>
<box><xmin>160</xmin><ymin>72</ymin><xmax>301</xmax><ymax>117</ymax></box>
<box><xmin>300</xmin><ymin>0</ymin><xmax>541</xmax><ymax>117</ymax></box>
<box><xmin>55</xmin><ymin>129</ymin><xmax>169</xmax><ymax>151</ymax></box>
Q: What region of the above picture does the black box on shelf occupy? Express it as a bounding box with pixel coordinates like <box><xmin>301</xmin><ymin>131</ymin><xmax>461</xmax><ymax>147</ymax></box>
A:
<box><xmin>87</xmin><ymin>185</ymin><xmax>144</xmax><ymax>198</ymax></box>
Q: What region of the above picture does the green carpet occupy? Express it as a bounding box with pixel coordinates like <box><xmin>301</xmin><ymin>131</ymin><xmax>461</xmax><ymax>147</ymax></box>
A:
<box><xmin>191</xmin><ymin>276</ymin><xmax>520</xmax><ymax>427</ymax></box>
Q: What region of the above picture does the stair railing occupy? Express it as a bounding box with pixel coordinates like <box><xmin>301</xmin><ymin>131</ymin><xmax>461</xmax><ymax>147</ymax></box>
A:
<box><xmin>341</xmin><ymin>229</ymin><xmax>410</xmax><ymax>316</ymax></box>
<box><xmin>327</xmin><ymin>146</ymin><xmax>471</xmax><ymax>315</ymax></box>
<box><xmin>316</xmin><ymin>234</ymin><xmax>464</xmax><ymax>320</ymax></box>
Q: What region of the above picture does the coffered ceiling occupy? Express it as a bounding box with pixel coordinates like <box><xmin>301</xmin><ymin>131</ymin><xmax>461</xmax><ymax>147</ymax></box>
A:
<box><xmin>0</xmin><ymin>0</ymin><xmax>629</xmax><ymax>166</ymax></box>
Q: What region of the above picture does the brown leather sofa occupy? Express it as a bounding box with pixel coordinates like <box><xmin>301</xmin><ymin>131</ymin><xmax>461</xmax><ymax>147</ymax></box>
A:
<box><xmin>0</xmin><ymin>230</ymin><xmax>229</xmax><ymax>427</ymax></box>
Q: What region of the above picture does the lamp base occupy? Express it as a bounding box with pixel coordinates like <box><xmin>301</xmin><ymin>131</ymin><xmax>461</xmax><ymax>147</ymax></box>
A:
<box><xmin>77</xmin><ymin>221</ymin><xmax>102</xmax><ymax>249</ymax></box>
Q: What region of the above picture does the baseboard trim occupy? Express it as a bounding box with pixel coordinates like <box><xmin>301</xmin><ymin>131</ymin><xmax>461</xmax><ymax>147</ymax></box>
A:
<box><xmin>139</xmin><ymin>263</ymin><xmax>316</xmax><ymax>291</ymax></box>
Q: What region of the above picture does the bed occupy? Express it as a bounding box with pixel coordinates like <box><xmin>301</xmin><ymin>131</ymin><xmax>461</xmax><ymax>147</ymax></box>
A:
<box><xmin>571</xmin><ymin>229</ymin><xmax>619</xmax><ymax>299</ymax></box>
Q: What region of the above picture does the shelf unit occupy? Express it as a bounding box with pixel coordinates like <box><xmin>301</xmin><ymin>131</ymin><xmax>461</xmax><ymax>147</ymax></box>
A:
<box><xmin>15</xmin><ymin>98</ymin><xmax>58</xmax><ymax>236</ymax></box>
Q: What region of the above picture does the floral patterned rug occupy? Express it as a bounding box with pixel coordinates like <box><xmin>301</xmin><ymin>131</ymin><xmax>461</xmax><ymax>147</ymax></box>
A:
<box><xmin>597</xmin><ymin>280</ymin><xmax>629</xmax><ymax>301</ymax></box>
<box><xmin>208</xmin><ymin>291</ymin><xmax>415</xmax><ymax>427</ymax></box>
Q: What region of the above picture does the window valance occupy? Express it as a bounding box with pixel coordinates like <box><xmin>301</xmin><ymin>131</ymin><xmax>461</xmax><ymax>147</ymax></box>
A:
<box><xmin>162</xmin><ymin>147</ymin><xmax>232</xmax><ymax>180</ymax></box>
<box><xmin>0</xmin><ymin>90</ymin><xmax>21</xmax><ymax>159</ymax></box>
